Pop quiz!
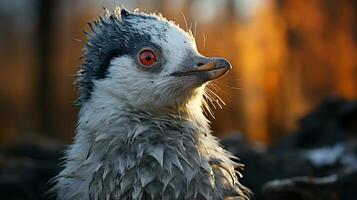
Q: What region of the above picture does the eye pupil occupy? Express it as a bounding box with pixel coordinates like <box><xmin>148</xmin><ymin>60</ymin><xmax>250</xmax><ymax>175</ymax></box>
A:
<box><xmin>139</xmin><ymin>49</ymin><xmax>157</xmax><ymax>67</ymax></box>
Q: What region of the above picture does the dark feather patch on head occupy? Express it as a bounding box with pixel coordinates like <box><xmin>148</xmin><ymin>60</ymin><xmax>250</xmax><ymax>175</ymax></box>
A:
<box><xmin>75</xmin><ymin>7</ymin><xmax>160</xmax><ymax>106</ymax></box>
<box><xmin>120</xmin><ymin>8</ymin><xmax>130</xmax><ymax>18</ymax></box>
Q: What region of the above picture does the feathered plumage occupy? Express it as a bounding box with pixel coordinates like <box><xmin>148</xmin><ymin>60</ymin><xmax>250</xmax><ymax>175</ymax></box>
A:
<box><xmin>53</xmin><ymin>7</ymin><xmax>251</xmax><ymax>200</ymax></box>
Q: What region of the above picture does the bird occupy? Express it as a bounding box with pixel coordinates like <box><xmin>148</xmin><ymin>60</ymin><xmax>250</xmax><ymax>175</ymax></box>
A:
<box><xmin>53</xmin><ymin>7</ymin><xmax>251</xmax><ymax>200</ymax></box>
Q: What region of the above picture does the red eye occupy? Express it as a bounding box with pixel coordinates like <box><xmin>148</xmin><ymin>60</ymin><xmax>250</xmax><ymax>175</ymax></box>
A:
<box><xmin>139</xmin><ymin>49</ymin><xmax>157</xmax><ymax>66</ymax></box>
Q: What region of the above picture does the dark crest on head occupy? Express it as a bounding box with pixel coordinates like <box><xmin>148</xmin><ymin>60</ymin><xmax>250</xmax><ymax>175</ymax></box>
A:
<box><xmin>76</xmin><ymin>7</ymin><xmax>164</xmax><ymax>105</ymax></box>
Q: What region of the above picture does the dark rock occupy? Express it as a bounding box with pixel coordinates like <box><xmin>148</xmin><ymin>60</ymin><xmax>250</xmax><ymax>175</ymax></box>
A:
<box><xmin>222</xmin><ymin>98</ymin><xmax>357</xmax><ymax>200</ymax></box>
<box><xmin>272</xmin><ymin>98</ymin><xmax>357</xmax><ymax>150</ymax></box>
<box><xmin>263</xmin><ymin>169</ymin><xmax>357</xmax><ymax>200</ymax></box>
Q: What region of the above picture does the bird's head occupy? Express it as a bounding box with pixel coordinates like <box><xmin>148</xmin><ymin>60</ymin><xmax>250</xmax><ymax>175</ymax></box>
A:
<box><xmin>77</xmin><ymin>8</ymin><xmax>231</xmax><ymax>114</ymax></box>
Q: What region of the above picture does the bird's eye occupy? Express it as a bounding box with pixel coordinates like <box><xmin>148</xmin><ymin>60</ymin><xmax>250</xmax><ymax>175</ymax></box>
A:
<box><xmin>139</xmin><ymin>49</ymin><xmax>157</xmax><ymax>67</ymax></box>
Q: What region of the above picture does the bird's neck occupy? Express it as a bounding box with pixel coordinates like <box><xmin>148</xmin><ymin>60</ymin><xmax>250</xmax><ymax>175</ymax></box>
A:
<box><xmin>78</xmin><ymin>92</ymin><xmax>210</xmax><ymax>135</ymax></box>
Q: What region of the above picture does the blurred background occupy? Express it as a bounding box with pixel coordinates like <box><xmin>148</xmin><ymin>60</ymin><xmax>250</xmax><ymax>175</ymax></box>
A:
<box><xmin>0</xmin><ymin>0</ymin><xmax>357</xmax><ymax>199</ymax></box>
<box><xmin>1</xmin><ymin>0</ymin><xmax>357</xmax><ymax>144</ymax></box>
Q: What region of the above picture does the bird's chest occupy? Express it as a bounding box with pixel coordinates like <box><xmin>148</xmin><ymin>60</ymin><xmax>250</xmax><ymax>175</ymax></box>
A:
<box><xmin>87</xmin><ymin>126</ymin><xmax>217</xmax><ymax>200</ymax></box>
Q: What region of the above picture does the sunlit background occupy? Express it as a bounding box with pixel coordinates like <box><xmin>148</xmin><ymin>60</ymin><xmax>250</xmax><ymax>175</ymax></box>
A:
<box><xmin>1</xmin><ymin>0</ymin><xmax>356</xmax><ymax>146</ymax></box>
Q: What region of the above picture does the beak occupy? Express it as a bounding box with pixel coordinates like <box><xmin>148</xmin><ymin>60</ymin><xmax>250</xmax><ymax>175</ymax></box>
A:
<box><xmin>171</xmin><ymin>57</ymin><xmax>232</xmax><ymax>81</ymax></box>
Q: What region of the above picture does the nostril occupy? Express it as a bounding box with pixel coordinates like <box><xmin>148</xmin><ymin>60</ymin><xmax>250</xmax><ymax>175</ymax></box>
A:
<box><xmin>197</xmin><ymin>62</ymin><xmax>204</xmax><ymax>66</ymax></box>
